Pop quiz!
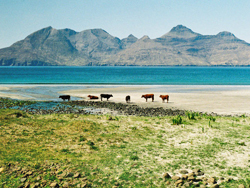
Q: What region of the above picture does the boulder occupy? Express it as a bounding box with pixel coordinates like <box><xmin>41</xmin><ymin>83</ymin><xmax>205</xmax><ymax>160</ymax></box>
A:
<box><xmin>207</xmin><ymin>177</ymin><xmax>216</xmax><ymax>184</ymax></box>
<box><xmin>175</xmin><ymin>179</ymin><xmax>183</xmax><ymax>186</ymax></box>
<box><xmin>50</xmin><ymin>182</ymin><xmax>59</xmax><ymax>188</ymax></box>
<box><xmin>171</xmin><ymin>175</ymin><xmax>180</xmax><ymax>180</ymax></box>
<box><xmin>163</xmin><ymin>172</ymin><xmax>171</xmax><ymax>179</ymax></box>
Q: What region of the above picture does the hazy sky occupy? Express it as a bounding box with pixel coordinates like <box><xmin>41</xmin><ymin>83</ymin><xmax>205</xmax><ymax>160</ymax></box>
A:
<box><xmin>1</xmin><ymin>0</ymin><xmax>250</xmax><ymax>48</ymax></box>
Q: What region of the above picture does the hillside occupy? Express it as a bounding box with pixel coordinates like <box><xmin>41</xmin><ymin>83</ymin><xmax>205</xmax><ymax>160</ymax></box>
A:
<box><xmin>1</xmin><ymin>25</ymin><xmax>250</xmax><ymax>66</ymax></box>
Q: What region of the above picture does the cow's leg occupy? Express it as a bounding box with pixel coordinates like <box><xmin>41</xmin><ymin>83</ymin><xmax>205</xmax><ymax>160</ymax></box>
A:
<box><xmin>101</xmin><ymin>97</ymin><xmax>103</xmax><ymax>101</ymax></box>
<box><xmin>152</xmin><ymin>96</ymin><xmax>154</xmax><ymax>102</ymax></box>
<box><xmin>146</xmin><ymin>98</ymin><xmax>148</xmax><ymax>102</ymax></box>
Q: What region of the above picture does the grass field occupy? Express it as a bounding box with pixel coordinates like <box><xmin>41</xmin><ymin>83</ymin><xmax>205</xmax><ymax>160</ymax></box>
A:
<box><xmin>0</xmin><ymin>105</ymin><xmax>250</xmax><ymax>187</ymax></box>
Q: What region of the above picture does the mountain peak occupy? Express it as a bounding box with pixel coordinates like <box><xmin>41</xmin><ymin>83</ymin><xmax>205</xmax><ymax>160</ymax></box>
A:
<box><xmin>217</xmin><ymin>31</ymin><xmax>236</xmax><ymax>38</ymax></box>
<box><xmin>140</xmin><ymin>35</ymin><xmax>150</xmax><ymax>40</ymax></box>
<box><xmin>127</xmin><ymin>34</ymin><xmax>137</xmax><ymax>39</ymax></box>
<box><xmin>161</xmin><ymin>25</ymin><xmax>199</xmax><ymax>39</ymax></box>
<box><xmin>121</xmin><ymin>34</ymin><xmax>138</xmax><ymax>48</ymax></box>
<box><xmin>170</xmin><ymin>25</ymin><xmax>194</xmax><ymax>33</ymax></box>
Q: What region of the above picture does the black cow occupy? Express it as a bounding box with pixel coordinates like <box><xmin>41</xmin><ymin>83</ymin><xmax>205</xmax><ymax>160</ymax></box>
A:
<box><xmin>100</xmin><ymin>94</ymin><xmax>113</xmax><ymax>101</ymax></box>
<box><xmin>59</xmin><ymin>95</ymin><xmax>70</xmax><ymax>101</ymax></box>
<box><xmin>125</xmin><ymin>95</ymin><xmax>131</xmax><ymax>103</ymax></box>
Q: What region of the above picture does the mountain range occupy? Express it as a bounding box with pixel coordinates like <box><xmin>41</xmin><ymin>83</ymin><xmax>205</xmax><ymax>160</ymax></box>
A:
<box><xmin>1</xmin><ymin>25</ymin><xmax>250</xmax><ymax>66</ymax></box>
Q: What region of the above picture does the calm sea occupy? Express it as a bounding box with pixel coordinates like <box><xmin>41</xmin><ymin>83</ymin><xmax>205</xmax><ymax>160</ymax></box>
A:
<box><xmin>0</xmin><ymin>66</ymin><xmax>250</xmax><ymax>85</ymax></box>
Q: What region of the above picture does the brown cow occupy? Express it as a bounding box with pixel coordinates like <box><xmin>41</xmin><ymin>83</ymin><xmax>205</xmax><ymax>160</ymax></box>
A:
<box><xmin>159</xmin><ymin>95</ymin><xmax>169</xmax><ymax>103</ymax></box>
<box><xmin>88</xmin><ymin>95</ymin><xmax>99</xmax><ymax>100</ymax></box>
<box><xmin>141</xmin><ymin>94</ymin><xmax>154</xmax><ymax>102</ymax></box>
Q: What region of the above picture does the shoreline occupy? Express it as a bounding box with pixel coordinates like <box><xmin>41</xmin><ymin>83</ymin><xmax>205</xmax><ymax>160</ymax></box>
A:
<box><xmin>1</xmin><ymin>84</ymin><xmax>250</xmax><ymax>116</ymax></box>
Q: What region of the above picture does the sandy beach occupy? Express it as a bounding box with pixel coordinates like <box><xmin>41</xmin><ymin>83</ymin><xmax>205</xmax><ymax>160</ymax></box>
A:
<box><xmin>1</xmin><ymin>84</ymin><xmax>250</xmax><ymax>116</ymax></box>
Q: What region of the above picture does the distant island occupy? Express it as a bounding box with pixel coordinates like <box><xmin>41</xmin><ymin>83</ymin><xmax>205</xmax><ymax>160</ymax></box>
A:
<box><xmin>1</xmin><ymin>25</ymin><xmax>250</xmax><ymax>66</ymax></box>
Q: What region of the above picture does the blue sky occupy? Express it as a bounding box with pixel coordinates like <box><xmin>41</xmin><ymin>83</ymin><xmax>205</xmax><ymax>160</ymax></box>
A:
<box><xmin>0</xmin><ymin>0</ymin><xmax>250</xmax><ymax>48</ymax></box>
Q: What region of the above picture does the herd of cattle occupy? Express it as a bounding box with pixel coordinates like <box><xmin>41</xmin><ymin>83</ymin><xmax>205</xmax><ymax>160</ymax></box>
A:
<box><xmin>59</xmin><ymin>94</ymin><xmax>169</xmax><ymax>103</ymax></box>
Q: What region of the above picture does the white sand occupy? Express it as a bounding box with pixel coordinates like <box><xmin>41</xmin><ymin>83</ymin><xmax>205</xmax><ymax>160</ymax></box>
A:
<box><xmin>1</xmin><ymin>84</ymin><xmax>250</xmax><ymax>115</ymax></box>
<box><xmin>60</xmin><ymin>85</ymin><xmax>250</xmax><ymax>116</ymax></box>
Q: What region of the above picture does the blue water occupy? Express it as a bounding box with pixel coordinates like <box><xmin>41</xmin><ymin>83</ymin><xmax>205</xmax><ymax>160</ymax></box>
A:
<box><xmin>1</xmin><ymin>66</ymin><xmax>250</xmax><ymax>85</ymax></box>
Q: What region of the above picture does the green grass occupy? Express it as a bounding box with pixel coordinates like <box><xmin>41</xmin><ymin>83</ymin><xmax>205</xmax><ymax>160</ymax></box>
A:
<box><xmin>0</xmin><ymin>108</ymin><xmax>250</xmax><ymax>187</ymax></box>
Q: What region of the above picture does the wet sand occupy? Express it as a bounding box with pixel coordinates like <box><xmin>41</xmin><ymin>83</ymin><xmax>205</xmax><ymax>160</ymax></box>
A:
<box><xmin>1</xmin><ymin>84</ymin><xmax>250</xmax><ymax>116</ymax></box>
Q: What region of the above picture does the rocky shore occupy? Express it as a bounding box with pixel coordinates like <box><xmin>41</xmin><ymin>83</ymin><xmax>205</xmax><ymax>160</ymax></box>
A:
<box><xmin>69</xmin><ymin>100</ymin><xmax>187</xmax><ymax>117</ymax></box>
<box><xmin>1</xmin><ymin>98</ymin><xmax>218</xmax><ymax>117</ymax></box>
<box><xmin>1</xmin><ymin>97</ymin><xmax>220</xmax><ymax>117</ymax></box>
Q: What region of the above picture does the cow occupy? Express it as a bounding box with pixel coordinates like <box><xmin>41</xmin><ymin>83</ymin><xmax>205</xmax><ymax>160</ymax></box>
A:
<box><xmin>100</xmin><ymin>94</ymin><xmax>113</xmax><ymax>101</ymax></box>
<box><xmin>125</xmin><ymin>95</ymin><xmax>131</xmax><ymax>103</ymax></box>
<box><xmin>159</xmin><ymin>95</ymin><xmax>169</xmax><ymax>103</ymax></box>
<box><xmin>141</xmin><ymin>94</ymin><xmax>154</xmax><ymax>102</ymax></box>
<box><xmin>59</xmin><ymin>95</ymin><xmax>70</xmax><ymax>101</ymax></box>
<box><xmin>88</xmin><ymin>95</ymin><xmax>99</xmax><ymax>100</ymax></box>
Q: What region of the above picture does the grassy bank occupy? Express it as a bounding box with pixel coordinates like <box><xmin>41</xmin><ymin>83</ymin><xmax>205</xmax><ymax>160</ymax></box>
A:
<box><xmin>0</xmin><ymin>108</ymin><xmax>250</xmax><ymax>187</ymax></box>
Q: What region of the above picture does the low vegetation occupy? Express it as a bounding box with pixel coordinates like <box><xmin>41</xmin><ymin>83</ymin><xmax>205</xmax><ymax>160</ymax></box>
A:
<box><xmin>0</xmin><ymin>99</ymin><xmax>250</xmax><ymax>187</ymax></box>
